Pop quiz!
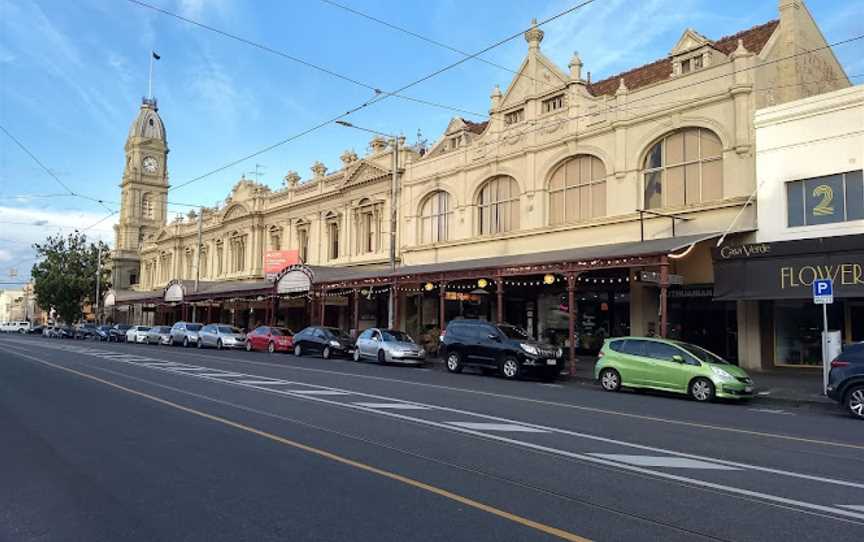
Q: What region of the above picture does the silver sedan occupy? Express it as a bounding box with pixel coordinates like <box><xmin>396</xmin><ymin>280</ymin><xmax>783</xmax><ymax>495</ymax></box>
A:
<box><xmin>198</xmin><ymin>324</ymin><xmax>246</xmax><ymax>350</ymax></box>
<box><xmin>353</xmin><ymin>328</ymin><xmax>426</xmax><ymax>365</ymax></box>
<box><xmin>145</xmin><ymin>326</ymin><xmax>173</xmax><ymax>345</ymax></box>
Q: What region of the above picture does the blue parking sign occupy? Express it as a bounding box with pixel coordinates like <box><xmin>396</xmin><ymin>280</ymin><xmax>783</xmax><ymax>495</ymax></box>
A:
<box><xmin>813</xmin><ymin>279</ymin><xmax>833</xmax><ymax>304</ymax></box>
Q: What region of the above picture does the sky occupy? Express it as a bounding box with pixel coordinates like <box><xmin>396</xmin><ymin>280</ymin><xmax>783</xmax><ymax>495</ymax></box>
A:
<box><xmin>0</xmin><ymin>0</ymin><xmax>862</xmax><ymax>283</ymax></box>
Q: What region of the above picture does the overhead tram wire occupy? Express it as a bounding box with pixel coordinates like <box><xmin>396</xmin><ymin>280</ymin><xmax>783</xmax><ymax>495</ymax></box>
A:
<box><xmin>164</xmin><ymin>0</ymin><xmax>600</xmax><ymax>194</ymax></box>
<box><xmin>317</xmin><ymin>0</ymin><xmax>562</xmax><ymax>90</ymax></box>
<box><xmin>124</xmin><ymin>0</ymin><xmax>486</xmax><ymax>119</ymax></box>
<box><xmin>0</xmin><ymin>124</ymin><xmax>116</xmax><ymax>215</ymax></box>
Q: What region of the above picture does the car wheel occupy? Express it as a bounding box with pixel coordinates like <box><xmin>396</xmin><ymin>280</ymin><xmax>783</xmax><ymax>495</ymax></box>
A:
<box><xmin>294</xmin><ymin>344</ymin><xmax>303</xmax><ymax>357</ymax></box>
<box><xmin>216</xmin><ymin>339</ymin><xmax>223</xmax><ymax>351</ymax></box>
<box><xmin>599</xmin><ymin>368</ymin><xmax>621</xmax><ymax>392</ymax></box>
<box><xmin>845</xmin><ymin>385</ymin><xmax>864</xmax><ymax>419</ymax></box>
<box><xmin>268</xmin><ymin>341</ymin><xmax>275</xmax><ymax>354</ymax></box>
<box><xmin>377</xmin><ymin>350</ymin><xmax>386</xmax><ymax>365</ymax></box>
<box><xmin>690</xmin><ymin>377</ymin><xmax>715</xmax><ymax>402</ymax></box>
<box><xmin>245</xmin><ymin>341</ymin><xmax>253</xmax><ymax>352</ymax></box>
<box><xmin>445</xmin><ymin>351</ymin><xmax>463</xmax><ymax>373</ymax></box>
<box><xmin>353</xmin><ymin>349</ymin><xmax>361</xmax><ymax>362</ymax></box>
<box><xmin>183</xmin><ymin>337</ymin><xmax>189</xmax><ymax>348</ymax></box>
<box><xmin>322</xmin><ymin>346</ymin><xmax>331</xmax><ymax>360</ymax></box>
<box><xmin>499</xmin><ymin>357</ymin><xmax>520</xmax><ymax>380</ymax></box>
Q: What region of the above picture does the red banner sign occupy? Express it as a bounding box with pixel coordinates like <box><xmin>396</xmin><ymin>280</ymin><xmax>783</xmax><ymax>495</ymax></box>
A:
<box><xmin>264</xmin><ymin>250</ymin><xmax>300</xmax><ymax>277</ymax></box>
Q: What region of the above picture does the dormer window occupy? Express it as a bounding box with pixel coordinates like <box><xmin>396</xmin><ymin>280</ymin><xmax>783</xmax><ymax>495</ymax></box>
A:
<box><xmin>542</xmin><ymin>94</ymin><xmax>565</xmax><ymax>114</ymax></box>
<box><xmin>681</xmin><ymin>59</ymin><xmax>691</xmax><ymax>74</ymax></box>
<box><xmin>504</xmin><ymin>109</ymin><xmax>524</xmax><ymax>126</ymax></box>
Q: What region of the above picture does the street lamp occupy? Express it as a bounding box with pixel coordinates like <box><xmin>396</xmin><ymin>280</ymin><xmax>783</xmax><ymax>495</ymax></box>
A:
<box><xmin>336</xmin><ymin>120</ymin><xmax>401</xmax><ymax>328</ymax></box>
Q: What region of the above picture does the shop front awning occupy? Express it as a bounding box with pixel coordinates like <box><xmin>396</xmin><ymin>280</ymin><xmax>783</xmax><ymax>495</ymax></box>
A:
<box><xmin>312</xmin><ymin>232</ymin><xmax>730</xmax><ymax>287</ymax></box>
<box><xmin>713</xmin><ymin>234</ymin><xmax>864</xmax><ymax>300</ymax></box>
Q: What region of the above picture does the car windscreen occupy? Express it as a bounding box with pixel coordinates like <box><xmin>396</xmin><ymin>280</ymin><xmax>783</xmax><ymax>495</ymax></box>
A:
<box><xmin>138</xmin><ymin>327</ymin><xmax>151</xmax><ymax>331</ymax></box>
<box><xmin>185</xmin><ymin>324</ymin><xmax>202</xmax><ymax>331</ymax></box>
<box><xmin>382</xmin><ymin>330</ymin><xmax>413</xmax><ymax>343</ymax></box>
<box><xmin>326</xmin><ymin>328</ymin><xmax>352</xmax><ymax>339</ymax></box>
<box><xmin>676</xmin><ymin>342</ymin><xmax>728</xmax><ymax>365</ymax></box>
<box><xmin>498</xmin><ymin>324</ymin><xmax>528</xmax><ymax>340</ymax></box>
<box><xmin>157</xmin><ymin>327</ymin><xmax>172</xmax><ymax>333</ymax></box>
<box><xmin>218</xmin><ymin>326</ymin><xmax>241</xmax><ymax>334</ymax></box>
<box><xmin>271</xmin><ymin>328</ymin><xmax>292</xmax><ymax>336</ymax></box>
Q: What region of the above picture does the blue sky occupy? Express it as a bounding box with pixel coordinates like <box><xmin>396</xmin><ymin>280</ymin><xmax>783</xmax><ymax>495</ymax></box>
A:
<box><xmin>0</xmin><ymin>0</ymin><xmax>862</xmax><ymax>279</ymax></box>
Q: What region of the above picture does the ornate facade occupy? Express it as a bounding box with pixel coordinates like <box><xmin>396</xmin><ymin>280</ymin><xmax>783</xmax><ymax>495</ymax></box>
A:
<box><xmin>110</xmin><ymin>0</ymin><xmax>850</xmax><ymax>367</ymax></box>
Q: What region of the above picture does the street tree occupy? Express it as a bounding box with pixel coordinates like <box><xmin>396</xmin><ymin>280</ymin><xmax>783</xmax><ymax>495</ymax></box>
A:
<box><xmin>31</xmin><ymin>232</ymin><xmax>111</xmax><ymax>324</ymax></box>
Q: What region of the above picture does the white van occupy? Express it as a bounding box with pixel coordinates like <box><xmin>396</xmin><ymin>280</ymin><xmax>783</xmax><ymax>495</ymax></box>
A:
<box><xmin>1</xmin><ymin>321</ymin><xmax>31</xmax><ymax>333</ymax></box>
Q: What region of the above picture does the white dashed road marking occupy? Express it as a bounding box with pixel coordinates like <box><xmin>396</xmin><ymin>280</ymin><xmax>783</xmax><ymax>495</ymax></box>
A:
<box><xmin>286</xmin><ymin>390</ymin><xmax>351</xmax><ymax>396</ymax></box>
<box><xmin>588</xmin><ymin>454</ymin><xmax>741</xmax><ymax>470</ymax></box>
<box><xmin>353</xmin><ymin>402</ymin><xmax>431</xmax><ymax>410</ymax></box>
<box><xmin>235</xmin><ymin>380</ymin><xmax>291</xmax><ymax>385</ymax></box>
<box><xmin>446</xmin><ymin>422</ymin><xmax>550</xmax><ymax>433</ymax></box>
<box><xmin>839</xmin><ymin>505</ymin><xmax>864</xmax><ymax>512</ymax></box>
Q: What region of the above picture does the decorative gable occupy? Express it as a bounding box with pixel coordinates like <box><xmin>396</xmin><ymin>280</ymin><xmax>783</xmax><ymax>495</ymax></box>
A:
<box><xmin>342</xmin><ymin>161</ymin><xmax>390</xmax><ymax>188</ymax></box>
<box><xmin>670</xmin><ymin>28</ymin><xmax>711</xmax><ymax>56</ymax></box>
<box><xmin>498</xmin><ymin>52</ymin><xmax>568</xmax><ymax>110</ymax></box>
<box><xmin>223</xmin><ymin>203</ymin><xmax>250</xmax><ymax>221</ymax></box>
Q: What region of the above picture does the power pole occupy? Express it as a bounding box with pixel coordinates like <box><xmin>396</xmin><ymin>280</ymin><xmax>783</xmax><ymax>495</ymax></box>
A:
<box><xmin>388</xmin><ymin>137</ymin><xmax>398</xmax><ymax>328</ymax></box>
<box><xmin>193</xmin><ymin>208</ymin><xmax>203</xmax><ymax>322</ymax></box>
<box><xmin>94</xmin><ymin>245</ymin><xmax>102</xmax><ymax>323</ymax></box>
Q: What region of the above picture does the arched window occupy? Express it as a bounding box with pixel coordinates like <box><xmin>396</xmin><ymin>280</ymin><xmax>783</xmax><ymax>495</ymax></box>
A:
<box><xmin>643</xmin><ymin>128</ymin><xmax>723</xmax><ymax>209</ymax></box>
<box><xmin>141</xmin><ymin>193</ymin><xmax>154</xmax><ymax>219</ymax></box>
<box><xmin>296</xmin><ymin>222</ymin><xmax>309</xmax><ymax>262</ymax></box>
<box><xmin>549</xmin><ymin>155</ymin><xmax>606</xmax><ymax>225</ymax></box>
<box><xmin>477</xmin><ymin>176</ymin><xmax>519</xmax><ymax>235</ymax></box>
<box><xmin>184</xmin><ymin>249</ymin><xmax>193</xmax><ymax>279</ymax></box>
<box><xmin>269</xmin><ymin>226</ymin><xmax>281</xmax><ymax>251</ymax></box>
<box><xmin>215</xmin><ymin>241</ymin><xmax>224</xmax><ymax>276</ymax></box>
<box><xmin>354</xmin><ymin>199</ymin><xmax>380</xmax><ymax>255</ymax></box>
<box><xmin>419</xmin><ymin>191</ymin><xmax>451</xmax><ymax>243</ymax></box>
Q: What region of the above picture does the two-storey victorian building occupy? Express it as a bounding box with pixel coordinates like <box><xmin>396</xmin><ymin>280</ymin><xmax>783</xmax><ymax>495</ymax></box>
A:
<box><xmin>107</xmin><ymin>0</ymin><xmax>851</xmax><ymax>371</ymax></box>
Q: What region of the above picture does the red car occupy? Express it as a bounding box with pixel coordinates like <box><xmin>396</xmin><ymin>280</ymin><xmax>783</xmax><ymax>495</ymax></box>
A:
<box><xmin>245</xmin><ymin>326</ymin><xmax>294</xmax><ymax>353</ymax></box>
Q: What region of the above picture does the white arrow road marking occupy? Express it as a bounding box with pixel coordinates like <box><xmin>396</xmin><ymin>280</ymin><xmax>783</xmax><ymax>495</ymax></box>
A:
<box><xmin>447</xmin><ymin>422</ymin><xmax>550</xmax><ymax>433</ymax></box>
<box><xmin>588</xmin><ymin>454</ymin><xmax>741</xmax><ymax>470</ymax></box>
<box><xmin>353</xmin><ymin>402</ymin><xmax>431</xmax><ymax>410</ymax></box>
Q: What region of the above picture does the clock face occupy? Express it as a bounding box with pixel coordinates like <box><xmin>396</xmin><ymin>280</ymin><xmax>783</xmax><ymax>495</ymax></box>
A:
<box><xmin>142</xmin><ymin>156</ymin><xmax>158</xmax><ymax>174</ymax></box>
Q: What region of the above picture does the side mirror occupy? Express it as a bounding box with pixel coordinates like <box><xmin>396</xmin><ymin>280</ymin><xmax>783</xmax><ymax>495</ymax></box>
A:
<box><xmin>671</xmin><ymin>354</ymin><xmax>684</xmax><ymax>363</ymax></box>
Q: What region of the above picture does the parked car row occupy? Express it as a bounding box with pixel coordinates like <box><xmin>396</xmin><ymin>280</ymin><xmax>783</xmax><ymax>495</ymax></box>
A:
<box><xmin>32</xmin><ymin>315</ymin><xmax>860</xmax><ymax>418</ymax></box>
<box><xmin>0</xmin><ymin>321</ymin><xmax>32</xmax><ymax>333</ymax></box>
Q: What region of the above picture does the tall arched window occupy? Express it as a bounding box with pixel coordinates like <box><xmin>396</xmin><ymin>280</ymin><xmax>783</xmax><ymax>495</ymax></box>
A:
<box><xmin>325</xmin><ymin>212</ymin><xmax>340</xmax><ymax>260</ymax></box>
<box><xmin>549</xmin><ymin>155</ymin><xmax>606</xmax><ymax>225</ymax></box>
<box><xmin>141</xmin><ymin>193</ymin><xmax>154</xmax><ymax>219</ymax></box>
<box><xmin>477</xmin><ymin>176</ymin><xmax>519</xmax><ymax>235</ymax></box>
<box><xmin>419</xmin><ymin>191</ymin><xmax>451</xmax><ymax>243</ymax></box>
<box><xmin>643</xmin><ymin>128</ymin><xmax>723</xmax><ymax>209</ymax></box>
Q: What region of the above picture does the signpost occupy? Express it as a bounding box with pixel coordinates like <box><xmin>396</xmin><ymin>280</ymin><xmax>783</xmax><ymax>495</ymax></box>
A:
<box><xmin>813</xmin><ymin>279</ymin><xmax>833</xmax><ymax>394</ymax></box>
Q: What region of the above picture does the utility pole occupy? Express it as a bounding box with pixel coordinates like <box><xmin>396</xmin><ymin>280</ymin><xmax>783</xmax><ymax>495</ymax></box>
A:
<box><xmin>388</xmin><ymin>136</ymin><xmax>398</xmax><ymax>328</ymax></box>
<box><xmin>94</xmin><ymin>245</ymin><xmax>102</xmax><ymax>324</ymax></box>
<box><xmin>193</xmin><ymin>208</ymin><xmax>203</xmax><ymax>322</ymax></box>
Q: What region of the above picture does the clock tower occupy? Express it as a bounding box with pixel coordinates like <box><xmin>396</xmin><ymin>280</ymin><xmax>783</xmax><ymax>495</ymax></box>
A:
<box><xmin>112</xmin><ymin>97</ymin><xmax>169</xmax><ymax>290</ymax></box>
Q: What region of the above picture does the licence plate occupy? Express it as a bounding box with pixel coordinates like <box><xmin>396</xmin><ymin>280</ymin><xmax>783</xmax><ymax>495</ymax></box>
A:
<box><xmin>546</xmin><ymin>359</ymin><xmax>557</xmax><ymax>365</ymax></box>
<box><xmin>744</xmin><ymin>386</ymin><xmax>753</xmax><ymax>393</ymax></box>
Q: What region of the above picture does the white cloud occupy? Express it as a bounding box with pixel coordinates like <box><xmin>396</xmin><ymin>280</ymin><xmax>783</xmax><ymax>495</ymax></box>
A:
<box><xmin>0</xmin><ymin>248</ymin><xmax>12</xmax><ymax>263</ymax></box>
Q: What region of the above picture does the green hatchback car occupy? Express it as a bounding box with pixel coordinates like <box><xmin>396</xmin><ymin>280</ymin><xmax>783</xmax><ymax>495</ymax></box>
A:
<box><xmin>594</xmin><ymin>337</ymin><xmax>754</xmax><ymax>402</ymax></box>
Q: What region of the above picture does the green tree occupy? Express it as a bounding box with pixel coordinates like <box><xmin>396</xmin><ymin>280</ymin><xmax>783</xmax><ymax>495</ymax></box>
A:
<box><xmin>31</xmin><ymin>232</ymin><xmax>111</xmax><ymax>324</ymax></box>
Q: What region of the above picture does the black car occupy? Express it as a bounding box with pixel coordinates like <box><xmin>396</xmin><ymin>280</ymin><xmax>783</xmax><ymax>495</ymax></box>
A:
<box><xmin>74</xmin><ymin>323</ymin><xmax>99</xmax><ymax>340</ymax></box>
<box><xmin>95</xmin><ymin>325</ymin><xmax>113</xmax><ymax>341</ymax></box>
<box><xmin>292</xmin><ymin>326</ymin><xmax>355</xmax><ymax>359</ymax></box>
<box><xmin>109</xmin><ymin>324</ymin><xmax>133</xmax><ymax>342</ymax></box>
<box><xmin>439</xmin><ymin>319</ymin><xmax>563</xmax><ymax>381</ymax></box>
<box><xmin>827</xmin><ymin>342</ymin><xmax>864</xmax><ymax>420</ymax></box>
<box><xmin>28</xmin><ymin>325</ymin><xmax>45</xmax><ymax>335</ymax></box>
<box><xmin>59</xmin><ymin>326</ymin><xmax>75</xmax><ymax>339</ymax></box>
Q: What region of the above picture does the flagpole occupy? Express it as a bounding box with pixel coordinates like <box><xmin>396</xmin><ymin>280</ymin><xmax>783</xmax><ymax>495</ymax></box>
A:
<box><xmin>148</xmin><ymin>53</ymin><xmax>154</xmax><ymax>100</ymax></box>
<box><xmin>147</xmin><ymin>52</ymin><xmax>153</xmax><ymax>100</ymax></box>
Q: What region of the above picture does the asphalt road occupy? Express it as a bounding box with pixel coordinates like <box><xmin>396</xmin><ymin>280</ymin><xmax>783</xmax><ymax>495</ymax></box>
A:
<box><xmin>2</xmin><ymin>335</ymin><xmax>863</xmax><ymax>542</ymax></box>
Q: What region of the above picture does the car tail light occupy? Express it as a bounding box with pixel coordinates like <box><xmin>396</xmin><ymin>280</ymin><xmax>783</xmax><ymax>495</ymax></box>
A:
<box><xmin>831</xmin><ymin>359</ymin><xmax>850</xmax><ymax>368</ymax></box>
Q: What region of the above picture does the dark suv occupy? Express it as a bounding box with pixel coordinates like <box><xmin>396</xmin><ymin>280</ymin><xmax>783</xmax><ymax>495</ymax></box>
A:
<box><xmin>439</xmin><ymin>319</ymin><xmax>563</xmax><ymax>381</ymax></box>
<box><xmin>827</xmin><ymin>342</ymin><xmax>864</xmax><ymax>420</ymax></box>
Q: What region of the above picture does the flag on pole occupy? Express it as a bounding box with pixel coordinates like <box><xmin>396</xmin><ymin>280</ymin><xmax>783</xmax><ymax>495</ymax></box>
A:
<box><xmin>152</xmin><ymin>51</ymin><xmax>161</xmax><ymax>60</ymax></box>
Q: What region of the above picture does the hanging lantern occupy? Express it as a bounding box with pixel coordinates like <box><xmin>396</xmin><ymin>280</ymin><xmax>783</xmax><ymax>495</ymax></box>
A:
<box><xmin>477</xmin><ymin>278</ymin><xmax>488</xmax><ymax>288</ymax></box>
<box><xmin>424</xmin><ymin>282</ymin><xmax>434</xmax><ymax>291</ymax></box>
<box><xmin>543</xmin><ymin>274</ymin><xmax>555</xmax><ymax>285</ymax></box>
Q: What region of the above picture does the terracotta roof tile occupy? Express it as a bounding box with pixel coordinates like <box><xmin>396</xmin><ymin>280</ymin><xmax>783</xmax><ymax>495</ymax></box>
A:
<box><xmin>464</xmin><ymin>120</ymin><xmax>489</xmax><ymax>134</ymax></box>
<box><xmin>587</xmin><ymin>20</ymin><xmax>779</xmax><ymax>97</ymax></box>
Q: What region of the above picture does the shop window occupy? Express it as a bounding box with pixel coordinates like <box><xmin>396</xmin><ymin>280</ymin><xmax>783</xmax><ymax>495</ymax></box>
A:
<box><xmin>504</xmin><ymin>109</ymin><xmax>524</xmax><ymax>126</ymax></box>
<box><xmin>549</xmin><ymin>155</ymin><xmax>606</xmax><ymax>224</ymax></box>
<box><xmin>419</xmin><ymin>191</ymin><xmax>451</xmax><ymax>243</ymax></box>
<box><xmin>542</xmin><ymin>94</ymin><xmax>565</xmax><ymax>114</ymax></box>
<box><xmin>477</xmin><ymin>176</ymin><xmax>520</xmax><ymax>235</ymax></box>
<box><xmin>786</xmin><ymin>170</ymin><xmax>864</xmax><ymax>227</ymax></box>
<box><xmin>643</xmin><ymin>127</ymin><xmax>723</xmax><ymax>209</ymax></box>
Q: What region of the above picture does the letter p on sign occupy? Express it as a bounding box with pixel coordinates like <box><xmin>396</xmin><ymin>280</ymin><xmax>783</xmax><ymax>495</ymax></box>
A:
<box><xmin>813</xmin><ymin>279</ymin><xmax>833</xmax><ymax>305</ymax></box>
